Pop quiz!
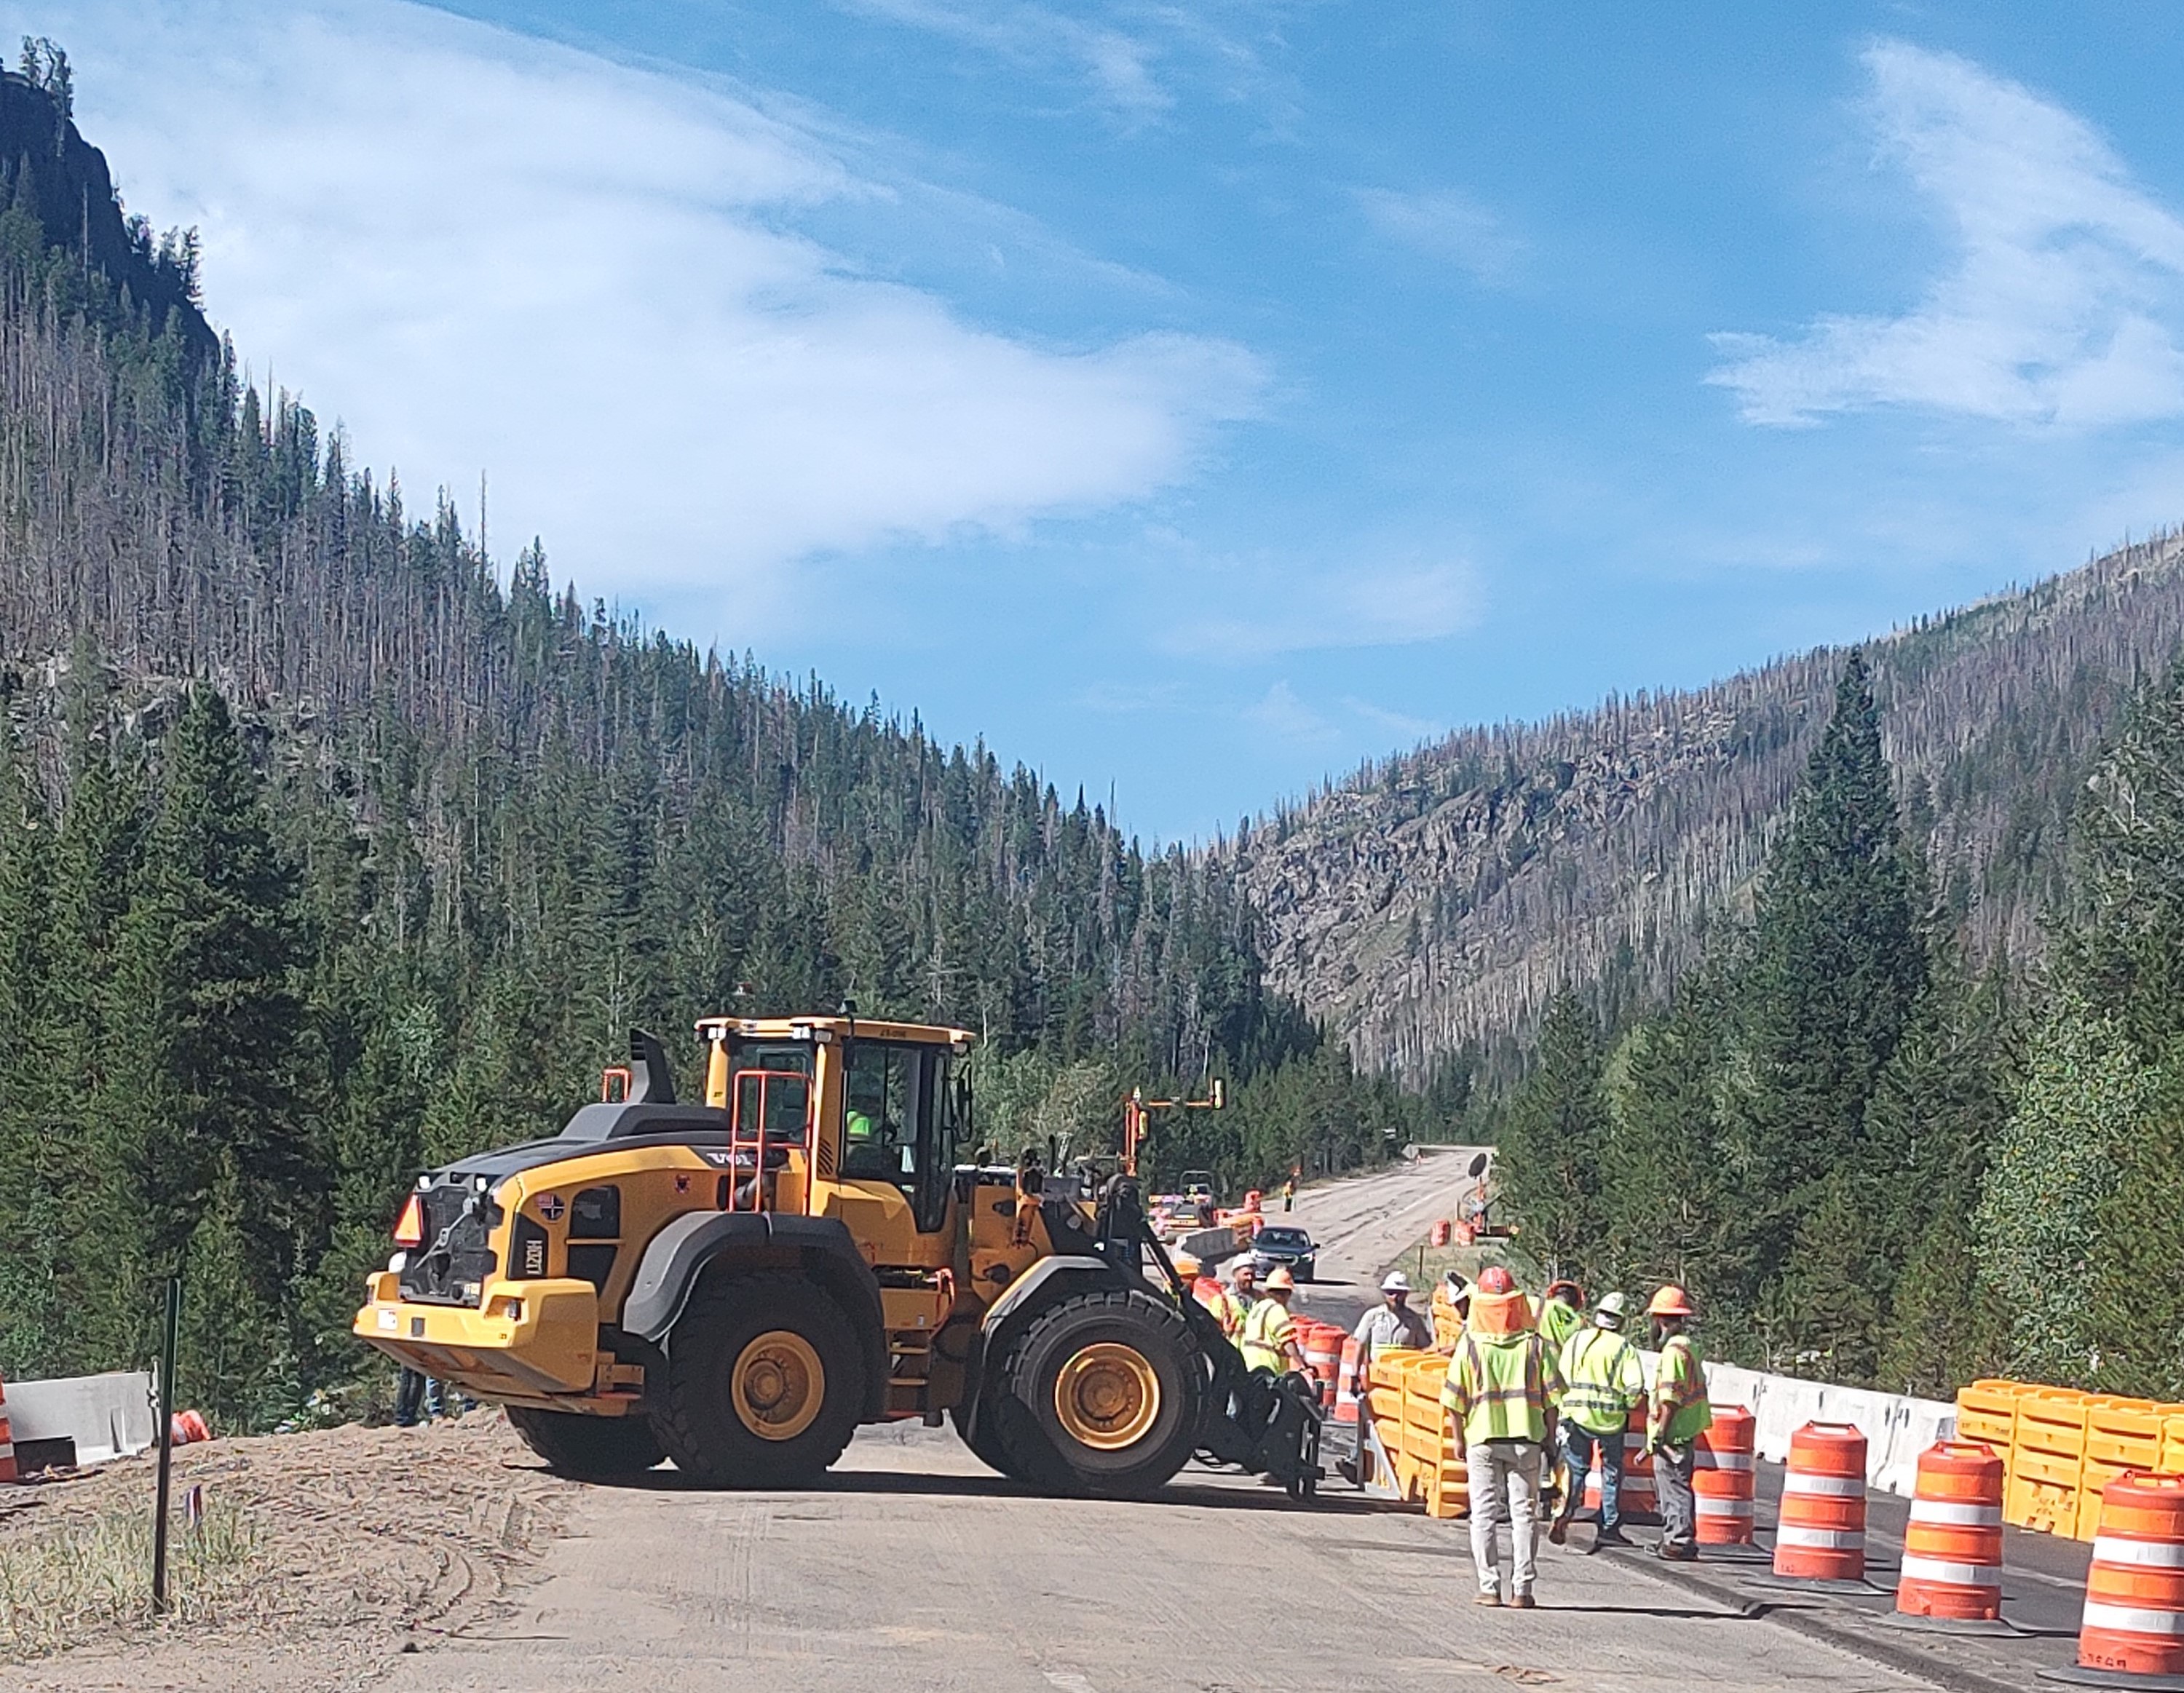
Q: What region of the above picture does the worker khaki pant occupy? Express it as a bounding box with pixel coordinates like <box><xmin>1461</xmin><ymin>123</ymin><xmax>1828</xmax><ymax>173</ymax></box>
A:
<box><xmin>1466</xmin><ymin>1438</ymin><xmax>1543</xmax><ymax>1598</ymax></box>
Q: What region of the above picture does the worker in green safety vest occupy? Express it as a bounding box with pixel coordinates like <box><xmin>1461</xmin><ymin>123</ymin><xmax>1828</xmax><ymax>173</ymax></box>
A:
<box><xmin>1241</xmin><ymin>1266</ymin><xmax>1307</xmax><ymax>1375</ymax></box>
<box><xmin>1441</xmin><ymin>1266</ymin><xmax>1564</xmax><ymax>1609</ymax></box>
<box><xmin>1548</xmin><ymin>1290</ymin><xmax>1646</xmax><ymax>1550</ymax></box>
<box><xmin>1645</xmin><ymin>1284</ymin><xmax>1712</xmax><ymax>1562</ymax></box>
<box><xmin>1538</xmin><ymin>1280</ymin><xmax>1586</xmax><ymax>1353</ymax></box>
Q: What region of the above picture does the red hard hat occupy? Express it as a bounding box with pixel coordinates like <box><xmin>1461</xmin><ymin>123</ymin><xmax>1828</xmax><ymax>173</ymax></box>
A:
<box><xmin>1646</xmin><ymin>1284</ymin><xmax>1694</xmax><ymax>1317</ymax></box>
<box><xmin>1476</xmin><ymin>1266</ymin><xmax>1516</xmax><ymax>1295</ymax></box>
<box><xmin>1544</xmin><ymin>1279</ymin><xmax>1583</xmax><ymax>1302</ymax></box>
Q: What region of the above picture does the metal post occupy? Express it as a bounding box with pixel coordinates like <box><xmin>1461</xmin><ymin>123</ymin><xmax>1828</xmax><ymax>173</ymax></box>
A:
<box><xmin>151</xmin><ymin>1275</ymin><xmax>179</xmax><ymax>1615</ymax></box>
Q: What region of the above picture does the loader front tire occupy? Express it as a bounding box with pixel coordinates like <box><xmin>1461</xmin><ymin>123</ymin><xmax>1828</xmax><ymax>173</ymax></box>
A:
<box><xmin>654</xmin><ymin>1269</ymin><xmax>863</xmax><ymax>1488</ymax></box>
<box><xmin>993</xmin><ymin>1288</ymin><xmax>1204</xmax><ymax>1499</ymax></box>
<box><xmin>505</xmin><ymin>1405</ymin><xmax>665</xmax><ymax>1478</ymax></box>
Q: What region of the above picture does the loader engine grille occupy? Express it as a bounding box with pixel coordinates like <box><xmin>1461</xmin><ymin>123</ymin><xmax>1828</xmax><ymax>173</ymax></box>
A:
<box><xmin>398</xmin><ymin>1178</ymin><xmax>502</xmax><ymax>1306</ymax></box>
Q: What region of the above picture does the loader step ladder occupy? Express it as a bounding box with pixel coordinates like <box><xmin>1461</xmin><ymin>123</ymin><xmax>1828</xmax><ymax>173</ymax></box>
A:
<box><xmin>728</xmin><ymin>1068</ymin><xmax>810</xmax><ymax>1213</ymax></box>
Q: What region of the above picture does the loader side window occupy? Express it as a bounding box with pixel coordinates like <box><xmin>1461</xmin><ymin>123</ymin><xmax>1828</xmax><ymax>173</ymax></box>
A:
<box><xmin>842</xmin><ymin>1040</ymin><xmax>951</xmax><ymax>1232</ymax></box>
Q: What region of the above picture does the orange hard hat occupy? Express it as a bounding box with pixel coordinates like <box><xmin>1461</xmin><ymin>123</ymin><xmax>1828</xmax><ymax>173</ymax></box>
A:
<box><xmin>1544</xmin><ymin>1279</ymin><xmax>1583</xmax><ymax>1303</ymax></box>
<box><xmin>1264</xmin><ymin>1266</ymin><xmax>1296</xmax><ymax>1292</ymax></box>
<box><xmin>1476</xmin><ymin>1266</ymin><xmax>1516</xmax><ymax>1295</ymax></box>
<box><xmin>1646</xmin><ymin>1284</ymin><xmax>1694</xmax><ymax>1317</ymax></box>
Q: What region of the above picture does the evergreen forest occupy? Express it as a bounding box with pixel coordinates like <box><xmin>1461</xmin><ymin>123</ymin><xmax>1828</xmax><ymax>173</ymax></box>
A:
<box><xmin>1495</xmin><ymin>648</ymin><xmax>2184</xmax><ymax>1401</ymax></box>
<box><xmin>0</xmin><ymin>68</ymin><xmax>1433</xmax><ymax>1427</ymax></box>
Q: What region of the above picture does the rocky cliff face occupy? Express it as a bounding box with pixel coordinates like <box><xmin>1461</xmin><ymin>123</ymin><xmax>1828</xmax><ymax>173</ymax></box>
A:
<box><xmin>1230</xmin><ymin>534</ymin><xmax>2184</xmax><ymax>1082</ymax></box>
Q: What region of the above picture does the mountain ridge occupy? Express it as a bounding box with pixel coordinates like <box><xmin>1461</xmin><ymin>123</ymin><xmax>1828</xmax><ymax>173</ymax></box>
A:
<box><xmin>1229</xmin><ymin>534</ymin><xmax>2184</xmax><ymax>1082</ymax></box>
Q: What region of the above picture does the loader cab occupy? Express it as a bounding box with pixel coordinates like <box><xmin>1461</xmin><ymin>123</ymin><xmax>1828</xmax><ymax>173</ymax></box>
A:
<box><xmin>697</xmin><ymin>1015</ymin><xmax>973</xmax><ymax>1266</ymax></box>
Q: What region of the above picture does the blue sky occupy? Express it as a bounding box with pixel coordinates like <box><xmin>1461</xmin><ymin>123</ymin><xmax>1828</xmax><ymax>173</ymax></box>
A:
<box><xmin>39</xmin><ymin>1</ymin><xmax>2184</xmax><ymax>838</ymax></box>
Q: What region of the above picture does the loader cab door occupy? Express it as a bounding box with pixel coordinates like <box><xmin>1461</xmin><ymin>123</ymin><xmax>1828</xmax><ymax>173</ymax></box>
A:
<box><xmin>840</xmin><ymin>1039</ymin><xmax>957</xmax><ymax>1239</ymax></box>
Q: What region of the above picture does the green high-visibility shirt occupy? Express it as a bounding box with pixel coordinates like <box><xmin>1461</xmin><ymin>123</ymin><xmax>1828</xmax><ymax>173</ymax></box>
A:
<box><xmin>1654</xmin><ymin>1333</ymin><xmax>1712</xmax><ymax>1446</ymax></box>
<box><xmin>1538</xmin><ymin>1297</ymin><xmax>1584</xmax><ymax>1355</ymax></box>
<box><xmin>1557</xmin><ymin>1325</ymin><xmax>1645</xmax><ymax>1435</ymax></box>
<box><xmin>1241</xmin><ymin>1298</ymin><xmax>1295</xmax><ymax>1375</ymax></box>
<box><xmin>1441</xmin><ymin>1331</ymin><xmax>1563</xmax><ymax>1446</ymax></box>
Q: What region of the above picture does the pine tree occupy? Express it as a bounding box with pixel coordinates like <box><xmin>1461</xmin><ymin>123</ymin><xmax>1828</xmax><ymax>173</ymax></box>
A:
<box><xmin>1974</xmin><ymin>994</ymin><xmax>2143</xmax><ymax>1385</ymax></box>
<box><xmin>1728</xmin><ymin>651</ymin><xmax>1928</xmax><ymax>1327</ymax></box>
<box><xmin>1495</xmin><ymin>992</ymin><xmax>1610</xmax><ymax>1283</ymax></box>
<box><xmin>1600</xmin><ymin>991</ymin><xmax>1736</xmax><ymax>1319</ymax></box>
<box><xmin>103</xmin><ymin>689</ymin><xmax>317</xmax><ymax>1419</ymax></box>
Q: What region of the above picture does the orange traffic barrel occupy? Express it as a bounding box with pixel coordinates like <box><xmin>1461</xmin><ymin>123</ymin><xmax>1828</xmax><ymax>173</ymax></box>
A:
<box><xmin>1582</xmin><ymin>1401</ymin><xmax>1658</xmax><ymax>1522</ymax></box>
<box><xmin>2077</xmin><ymin>1471</ymin><xmax>2184</xmax><ymax>1676</ymax></box>
<box><xmin>1774</xmin><ymin>1422</ymin><xmax>1868</xmax><ymax>1581</ymax></box>
<box><xmin>1299</xmin><ymin>1322</ymin><xmax>1342</xmax><ymax>1408</ymax></box>
<box><xmin>1896</xmin><ymin>1441</ymin><xmax>2005</xmax><ymax>1621</ymax></box>
<box><xmin>1695</xmin><ymin>1406</ymin><xmax>1757</xmax><ymax>1545</ymax></box>
<box><xmin>1333</xmin><ymin>1338</ymin><xmax>1362</xmax><ymax>1424</ymax></box>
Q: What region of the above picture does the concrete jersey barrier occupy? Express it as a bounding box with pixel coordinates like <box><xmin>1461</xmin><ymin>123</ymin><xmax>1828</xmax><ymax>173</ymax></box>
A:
<box><xmin>1696</xmin><ymin>1360</ymin><xmax>1955</xmax><ymax>1498</ymax></box>
<box><xmin>4</xmin><ymin>1370</ymin><xmax>158</xmax><ymax>1465</ymax></box>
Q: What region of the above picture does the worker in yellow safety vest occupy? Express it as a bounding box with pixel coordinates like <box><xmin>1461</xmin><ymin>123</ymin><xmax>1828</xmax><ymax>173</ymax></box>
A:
<box><xmin>1645</xmin><ymin>1285</ymin><xmax>1712</xmax><ymax>1562</ymax></box>
<box><xmin>1441</xmin><ymin>1266</ymin><xmax>1564</xmax><ymax>1608</ymax></box>
<box><xmin>1538</xmin><ymin>1280</ymin><xmax>1586</xmax><ymax>1353</ymax></box>
<box><xmin>1548</xmin><ymin>1290</ymin><xmax>1646</xmax><ymax>1550</ymax></box>
<box><xmin>1241</xmin><ymin>1266</ymin><xmax>1308</xmax><ymax>1376</ymax></box>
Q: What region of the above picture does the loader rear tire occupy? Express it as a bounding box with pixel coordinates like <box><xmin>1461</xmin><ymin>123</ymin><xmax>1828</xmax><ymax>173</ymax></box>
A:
<box><xmin>993</xmin><ymin>1287</ymin><xmax>1204</xmax><ymax>1499</ymax></box>
<box><xmin>505</xmin><ymin>1405</ymin><xmax>665</xmax><ymax>1478</ymax></box>
<box><xmin>654</xmin><ymin>1269</ymin><xmax>863</xmax><ymax>1488</ymax></box>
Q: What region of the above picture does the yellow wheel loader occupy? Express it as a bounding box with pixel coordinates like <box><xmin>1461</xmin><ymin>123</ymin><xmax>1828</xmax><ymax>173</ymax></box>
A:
<box><xmin>353</xmin><ymin>1015</ymin><xmax>1322</xmax><ymax>1499</ymax></box>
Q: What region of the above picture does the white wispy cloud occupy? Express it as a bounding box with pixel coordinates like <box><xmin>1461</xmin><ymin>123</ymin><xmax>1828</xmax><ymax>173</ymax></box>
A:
<box><xmin>1709</xmin><ymin>39</ymin><xmax>2184</xmax><ymax>430</ymax></box>
<box><xmin>1173</xmin><ymin>557</ymin><xmax>1480</xmax><ymax>660</ymax></box>
<box><xmin>1244</xmin><ymin>681</ymin><xmax>1339</xmax><ymax>747</ymax></box>
<box><xmin>1356</xmin><ymin>186</ymin><xmax>1527</xmax><ymax>285</ymax></box>
<box><xmin>837</xmin><ymin>0</ymin><xmax>1172</xmax><ymax>119</ymax></box>
<box><xmin>50</xmin><ymin>0</ymin><xmax>1263</xmax><ymax>630</ymax></box>
<box><xmin>833</xmin><ymin>0</ymin><xmax>1289</xmax><ymax>127</ymax></box>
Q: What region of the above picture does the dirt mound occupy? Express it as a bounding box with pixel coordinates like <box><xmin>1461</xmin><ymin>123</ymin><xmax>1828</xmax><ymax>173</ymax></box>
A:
<box><xmin>0</xmin><ymin>1411</ymin><xmax>578</xmax><ymax>1692</ymax></box>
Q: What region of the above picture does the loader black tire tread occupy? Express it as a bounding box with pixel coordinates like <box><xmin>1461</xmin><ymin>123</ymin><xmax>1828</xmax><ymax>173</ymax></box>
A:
<box><xmin>992</xmin><ymin>1285</ymin><xmax>1203</xmax><ymax>1499</ymax></box>
<box><xmin>505</xmin><ymin>1405</ymin><xmax>665</xmax><ymax>1478</ymax></box>
<box><xmin>653</xmin><ymin>1269</ymin><xmax>864</xmax><ymax>1488</ymax></box>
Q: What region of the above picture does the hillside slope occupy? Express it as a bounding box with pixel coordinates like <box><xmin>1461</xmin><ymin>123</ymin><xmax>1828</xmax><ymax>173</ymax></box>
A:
<box><xmin>1232</xmin><ymin>535</ymin><xmax>2184</xmax><ymax>1081</ymax></box>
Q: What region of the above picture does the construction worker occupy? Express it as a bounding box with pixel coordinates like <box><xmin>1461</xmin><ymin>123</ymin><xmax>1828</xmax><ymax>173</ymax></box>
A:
<box><xmin>1431</xmin><ymin>1271</ymin><xmax>1473</xmax><ymax>1354</ymax></box>
<box><xmin>1348</xmin><ymin>1270</ymin><xmax>1433</xmax><ymax>1397</ymax></box>
<box><xmin>1441</xmin><ymin>1266</ymin><xmax>1563</xmax><ymax>1609</ymax></box>
<box><xmin>1548</xmin><ymin>1290</ymin><xmax>1646</xmax><ymax>1550</ymax></box>
<box><xmin>1281</xmin><ymin>1174</ymin><xmax>1297</xmax><ymax>1213</ymax></box>
<box><xmin>1212</xmin><ymin>1258</ymin><xmax>1258</xmax><ymax>1344</ymax></box>
<box><xmin>1645</xmin><ymin>1285</ymin><xmax>1711</xmax><ymax>1562</ymax></box>
<box><xmin>1538</xmin><ymin>1280</ymin><xmax>1586</xmax><ymax>1353</ymax></box>
<box><xmin>1241</xmin><ymin>1266</ymin><xmax>1308</xmax><ymax>1376</ymax></box>
<box><xmin>1171</xmin><ymin>1253</ymin><xmax>1203</xmax><ymax>1310</ymax></box>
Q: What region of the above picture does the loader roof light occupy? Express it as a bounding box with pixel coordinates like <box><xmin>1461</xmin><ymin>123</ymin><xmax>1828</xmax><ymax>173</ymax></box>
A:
<box><xmin>392</xmin><ymin>1193</ymin><xmax>426</xmax><ymax>1250</ymax></box>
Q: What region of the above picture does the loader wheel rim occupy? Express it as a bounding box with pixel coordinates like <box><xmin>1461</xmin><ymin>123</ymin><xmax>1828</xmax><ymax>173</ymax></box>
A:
<box><xmin>1053</xmin><ymin>1343</ymin><xmax>1161</xmax><ymax>1451</ymax></box>
<box><xmin>732</xmin><ymin>1330</ymin><xmax>826</xmax><ymax>1442</ymax></box>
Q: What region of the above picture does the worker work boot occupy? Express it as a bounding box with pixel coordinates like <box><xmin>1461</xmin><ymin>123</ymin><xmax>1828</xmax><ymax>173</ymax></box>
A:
<box><xmin>1510</xmin><ymin>1593</ymin><xmax>1537</xmax><ymax>1610</ymax></box>
<box><xmin>1473</xmin><ymin>1590</ymin><xmax>1503</xmax><ymax>1607</ymax></box>
<box><xmin>1588</xmin><ymin>1526</ymin><xmax>1630</xmax><ymax>1554</ymax></box>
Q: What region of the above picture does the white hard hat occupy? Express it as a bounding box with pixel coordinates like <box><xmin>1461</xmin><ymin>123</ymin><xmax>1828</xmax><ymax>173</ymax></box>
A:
<box><xmin>1594</xmin><ymin>1290</ymin><xmax>1629</xmax><ymax>1329</ymax></box>
<box><xmin>1381</xmin><ymin>1271</ymin><xmax>1412</xmax><ymax>1293</ymax></box>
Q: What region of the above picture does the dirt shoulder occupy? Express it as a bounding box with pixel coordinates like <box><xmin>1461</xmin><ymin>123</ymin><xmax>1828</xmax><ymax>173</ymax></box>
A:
<box><xmin>0</xmin><ymin>1411</ymin><xmax>578</xmax><ymax>1693</ymax></box>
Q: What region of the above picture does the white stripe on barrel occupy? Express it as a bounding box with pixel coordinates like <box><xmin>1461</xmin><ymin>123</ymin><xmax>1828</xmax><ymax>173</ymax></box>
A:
<box><xmin>2092</xmin><ymin>1537</ymin><xmax>2184</xmax><ymax>1571</ymax></box>
<box><xmin>2081</xmin><ymin>1601</ymin><xmax>2184</xmax><ymax>1638</ymax></box>
<box><xmin>1696</xmin><ymin>1497</ymin><xmax>1755</xmax><ymax>1518</ymax></box>
<box><xmin>1899</xmin><ymin>1553</ymin><xmax>2002</xmax><ymax>1587</ymax></box>
<box><xmin>1776</xmin><ymin>1525</ymin><xmax>1866</xmax><ymax>1551</ymax></box>
<box><xmin>1783</xmin><ymin>1473</ymin><xmax>1866</xmax><ymax>1498</ymax></box>
<box><xmin>1908</xmin><ymin>1499</ymin><xmax>2002</xmax><ymax>1528</ymax></box>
